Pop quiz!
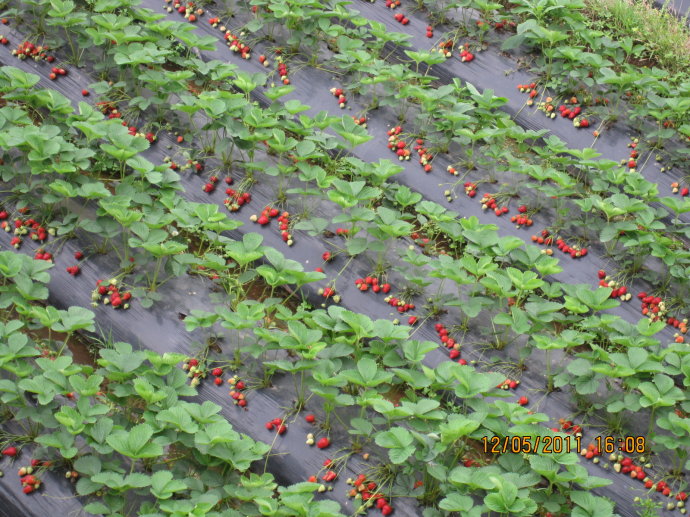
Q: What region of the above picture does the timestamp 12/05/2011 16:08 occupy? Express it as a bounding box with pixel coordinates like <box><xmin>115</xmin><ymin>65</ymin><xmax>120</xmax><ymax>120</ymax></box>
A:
<box><xmin>481</xmin><ymin>435</ymin><xmax>647</xmax><ymax>455</ymax></box>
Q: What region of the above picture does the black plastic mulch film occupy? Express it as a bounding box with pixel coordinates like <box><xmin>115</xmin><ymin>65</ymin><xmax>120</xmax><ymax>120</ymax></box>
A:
<box><xmin>0</xmin><ymin>0</ymin><xmax>687</xmax><ymax>515</ymax></box>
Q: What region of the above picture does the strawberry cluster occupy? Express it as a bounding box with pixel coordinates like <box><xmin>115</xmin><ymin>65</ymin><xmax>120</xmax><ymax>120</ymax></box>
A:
<box><xmin>202</xmin><ymin>175</ymin><xmax>219</xmax><ymax>193</ymax></box>
<box><xmin>426</xmin><ymin>25</ymin><xmax>433</xmax><ymax>38</ymax></box>
<box><xmin>384</xmin><ymin>295</ymin><xmax>415</xmax><ymax>314</ymax></box>
<box><xmin>18</xmin><ymin>465</ymin><xmax>41</xmax><ymax>495</ymax></box>
<box><xmin>265</xmin><ymin>417</ymin><xmax>287</xmax><ymax>434</ymax></box>
<box><xmin>497</xmin><ymin>378</ymin><xmax>520</xmax><ymax>390</ymax></box>
<box><xmin>555</xmin><ymin>236</ymin><xmax>587</xmax><ymax>258</ymax></box>
<box><xmin>579</xmin><ymin>442</ymin><xmax>601</xmax><ymax>460</ymax></box>
<box><xmin>517</xmin><ymin>82</ymin><xmax>538</xmax><ymax>105</ymax></box>
<box><xmin>386</xmin><ymin>126</ymin><xmax>411</xmax><ymax>161</ymax></box>
<box><xmin>557</xmin><ymin>97</ymin><xmax>582</xmax><ymax>120</ymax></box>
<box><xmin>223</xmin><ymin>190</ymin><xmax>251</xmax><ymax>212</ymax></box>
<box><xmin>33</xmin><ymin>249</ymin><xmax>53</xmax><ymax>262</ymax></box>
<box><xmin>253</xmin><ymin>54</ymin><xmax>268</xmax><ymax>71</ymax></box>
<box><xmin>164</xmin><ymin>0</ymin><xmax>204</xmax><ymax>22</ymax></box>
<box><xmin>2</xmin><ymin>215</ymin><xmax>53</xmax><ymax>248</ymax></box>
<box><xmin>435</xmin><ymin>40</ymin><xmax>454</xmax><ymax>58</ymax></box>
<box><xmin>435</xmin><ymin>323</ymin><xmax>468</xmax><ymax>363</ymax></box>
<box><xmin>384</xmin><ymin>0</ymin><xmax>401</xmax><ymax>7</ymax></box>
<box><xmin>354</xmin><ymin>276</ymin><xmax>392</xmax><ymax>294</ymax></box>
<box><xmin>346</xmin><ymin>474</ymin><xmax>394</xmax><ymax>515</ymax></box>
<box><xmin>670</xmin><ymin>182</ymin><xmax>689</xmax><ymax>196</ymax></box>
<box><xmin>510</xmin><ymin>212</ymin><xmax>534</xmax><ymax>228</ymax></box>
<box><xmin>11</xmin><ymin>41</ymin><xmax>55</xmax><ymax>62</ymax></box>
<box><xmin>462</xmin><ymin>181</ymin><xmax>477</xmax><ymax>196</ymax></box>
<box><xmin>637</xmin><ymin>292</ymin><xmax>666</xmax><ymax>321</ymax></box>
<box><xmin>393</xmin><ymin>12</ymin><xmax>410</xmax><ymax>24</ymax></box>
<box><xmin>211</xmin><ymin>366</ymin><xmax>224</xmax><ymax>386</ymax></box>
<box><xmin>228</xmin><ymin>374</ymin><xmax>248</xmax><ymax>407</ymax></box>
<box><xmin>480</xmin><ymin>193</ymin><xmax>509</xmax><ymax>216</ymax></box>
<box><xmin>96</xmin><ymin>102</ymin><xmax>155</xmax><ymax>143</ymax></box>
<box><xmin>305</xmin><ymin>435</ymin><xmax>329</xmax><ymax>449</ymax></box>
<box><xmin>550</xmin><ymin>418</ymin><xmax>582</xmax><ymax>437</ymax></box>
<box><xmin>666</xmin><ymin>316</ymin><xmax>688</xmax><ymax>343</ymax></box>
<box><xmin>329</xmin><ymin>87</ymin><xmax>347</xmax><ymax>108</ymax></box>
<box><xmin>530</xmin><ymin>230</ymin><xmax>553</xmax><ymax>255</ymax></box>
<box><xmin>250</xmin><ymin>207</ymin><xmax>293</xmax><ymax>245</ymax></box>
<box><xmin>48</xmin><ymin>66</ymin><xmax>68</xmax><ymax>81</ymax></box>
<box><xmin>321</xmin><ymin>468</ymin><xmax>337</xmax><ymax>482</ymax></box>
<box><xmin>610</xmin><ymin>455</ymin><xmax>653</xmax><ymax>485</ymax></box>
<box><xmin>410</xmin><ymin>232</ymin><xmax>430</xmax><ymax>249</ymax></box>
<box><xmin>596</xmin><ymin>270</ymin><xmax>630</xmax><ymax>300</ymax></box>
<box><xmin>276</xmin><ymin>56</ymin><xmax>289</xmax><ymax>85</ymax></box>
<box><xmin>225</xmin><ymin>31</ymin><xmax>251</xmax><ymax>59</ymax></box>
<box><xmin>622</xmin><ymin>137</ymin><xmax>640</xmax><ymax>170</ymax></box>
<box><xmin>92</xmin><ymin>279</ymin><xmax>132</xmax><ymax>310</ymax></box>
<box><xmin>459</xmin><ymin>43</ymin><xmax>475</xmax><ymax>63</ymax></box>
<box><xmin>187</xmin><ymin>159</ymin><xmax>204</xmax><ymax>173</ymax></box>
<box><xmin>66</xmin><ymin>265</ymin><xmax>80</xmax><ymax>276</ymax></box>
<box><xmin>559</xmin><ymin>101</ymin><xmax>590</xmax><ymax>127</ymax></box>
<box><xmin>536</xmin><ymin>96</ymin><xmax>558</xmax><ymax>119</ymax></box>
<box><xmin>352</xmin><ymin>116</ymin><xmax>367</xmax><ymax>128</ymax></box>
<box><xmin>413</xmin><ymin>138</ymin><xmax>434</xmax><ymax>172</ymax></box>
<box><xmin>318</xmin><ymin>286</ymin><xmax>336</xmax><ymax>299</ymax></box>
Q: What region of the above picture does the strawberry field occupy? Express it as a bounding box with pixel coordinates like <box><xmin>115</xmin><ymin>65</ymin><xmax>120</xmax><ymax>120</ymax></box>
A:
<box><xmin>0</xmin><ymin>0</ymin><xmax>689</xmax><ymax>515</ymax></box>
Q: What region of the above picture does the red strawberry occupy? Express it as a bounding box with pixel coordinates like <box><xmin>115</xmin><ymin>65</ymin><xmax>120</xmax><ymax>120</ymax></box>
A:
<box><xmin>681</xmin><ymin>187</ymin><xmax>689</xmax><ymax>197</ymax></box>
<box><xmin>2</xmin><ymin>446</ymin><xmax>17</xmax><ymax>456</ymax></box>
<box><xmin>74</xmin><ymin>251</ymin><xmax>84</xmax><ymax>260</ymax></box>
<box><xmin>517</xmin><ymin>396</ymin><xmax>528</xmax><ymax>406</ymax></box>
<box><xmin>265</xmin><ymin>422</ymin><xmax>274</xmax><ymax>430</ymax></box>
<box><xmin>81</xmin><ymin>89</ymin><xmax>89</xmax><ymax>96</ymax></box>
<box><xmin>305</xmin><ymin>414</ymin><xmax>316</xmax><ymax>423</ymax></box>
<box><xmin>22</xmin><ymin>485</ymin><xmax>34</xmax><ymax>494</ymax></box>
<box><xmin>316</xmin><ymin>437</ymin><xmax>330</xmax><ymax>449</ymax></box>
<box><xmin>212</xmin><ymin>368</ymin><xmax>223</xmax><ymax>376</ymax></box>
<box><xmin>213</xmin><ymin>377</ymin><xmax>223</xmax><ymax>386</ymax></box>
<box><xmin>277</xmin><ymin>424</ymin><xmax>287</xmax><ymax>435</ymax></box>
<box><xmin>382</xmin><ymin>505</ymin><xmax>393</xmax><ymax>516</ymax></box>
